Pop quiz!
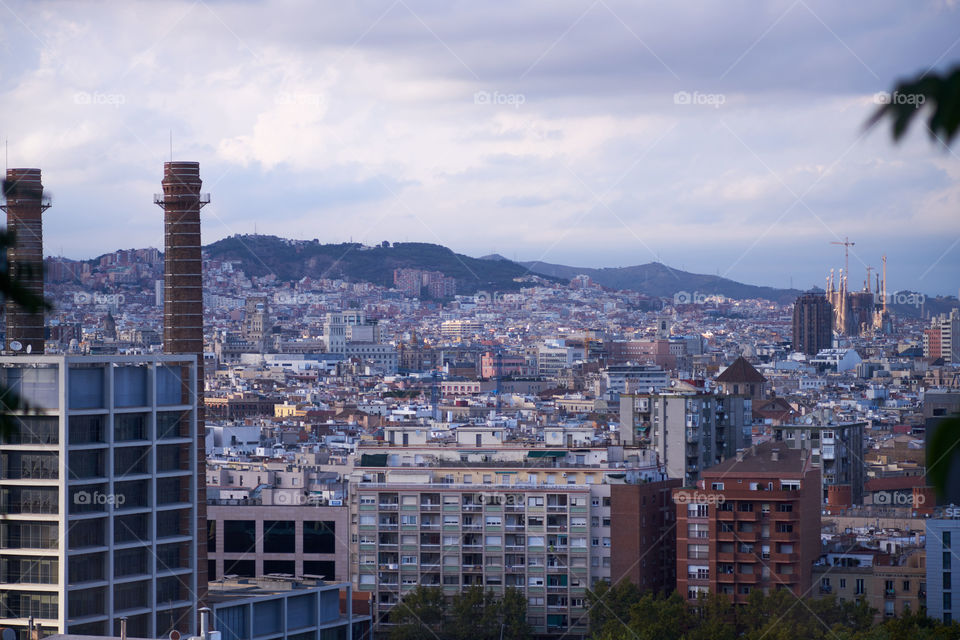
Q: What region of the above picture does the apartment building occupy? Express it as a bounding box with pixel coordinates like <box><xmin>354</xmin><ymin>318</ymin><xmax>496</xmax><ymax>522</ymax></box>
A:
<box><xmin>0</xmin><ymin>354</ymin><xmax>200</xmax><ymax>639</ymax></box>
<box><xmin>353</xmin><ymin>482</ymin><xmax>592</xmax><ymax>636</ymax></box>
<box><xmin>923</xmin><ymin>309</ymin><xmax>960</xmax><ymax>363</ymax></box>
<box><xmin>813</xmin><ymin>548</ymin><xmax>926</xmax><ymax>620</ymax></box>
<box><xmin>620</xmin><ymin>392</ymin><xmax>751</xmax><ymax>485</ymax></box>
<box><xmin>348</xmin><ymin>425</ymin><xmax>667</xmax><ymax>636</ymax></box>
<box><xmin>926</xmin><ymin>517</ymin><xmax>960</xmax><ymax>623</ymax></box>
<box><xmin>674</xmin><ymin>443</ymin><xmax>821</xmax><ymax>604</ymax></box>
<box><xmin>610</xmin><ymin>479</ymin><xmax>682</xmax><ymax>592</ymax></box>
<box><xmin>772</xmin><ymin>419</ymin><xmax>865</xmax><ymax>505</ymax></box>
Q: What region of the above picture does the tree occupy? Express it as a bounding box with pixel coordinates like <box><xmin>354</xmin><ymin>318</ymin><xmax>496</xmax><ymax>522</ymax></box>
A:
<box><xmin>499</xmin><ymin>587</ymin><xmax>532</xmax><ymax>640</ymax></box>
<box><xmin>868</xmin><ymin>64</ymin><xmax>960</xmax><ymax>145</ymax></box>
<box><xmin>447</xmin><ymin>586</ymin><xmax>501</xmax><ymax>640</ymax></box>
<box><xmin>0</xmin><ymin>226</ymin><xmax>51</xmax><ymax>440</ymax></box>
<box><xmin>389</xmin><ymin>586</ymin><xmax>446</xmax><ymax>640</ymax></box>
<box><xmin>586</xmin><ymin>579</ymin><xmax>642</xmax><ymax>637</ymax></box>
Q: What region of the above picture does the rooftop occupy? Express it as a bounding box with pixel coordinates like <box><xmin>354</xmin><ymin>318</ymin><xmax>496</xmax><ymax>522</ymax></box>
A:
<box><xmin>703</xmin><ymin>441</ymin><xmax>809</xmax><ymax>477</ymax></box>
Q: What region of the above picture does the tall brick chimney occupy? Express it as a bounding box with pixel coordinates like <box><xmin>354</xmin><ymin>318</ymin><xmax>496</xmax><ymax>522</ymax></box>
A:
<box><xmin>2</xmin><ymin>168</ymin><xmax>49</xmax><ymax>353</ymax></box>
<box><xmin>154</xmin><ymin>161</ymin><xmax>209</xmax><ymax>609</ymax></box>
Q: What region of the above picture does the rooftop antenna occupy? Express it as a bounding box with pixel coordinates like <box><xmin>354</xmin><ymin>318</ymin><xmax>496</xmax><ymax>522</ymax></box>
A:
<box><xmin>4</xmin><ymin>139</ymin><xmax>7</xmax><ymax>171</ymax></box>
<box><xmin>169</xmin><ymin>130</ymin><xmax>172</xmax><ymax>162</ymax></box>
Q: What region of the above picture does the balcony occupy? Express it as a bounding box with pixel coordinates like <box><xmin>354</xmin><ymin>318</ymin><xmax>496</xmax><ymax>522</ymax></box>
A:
<box><xmin>379</xmin><ymin>503</ymin><xmax>399</xmax><ymax>510</ymax></box>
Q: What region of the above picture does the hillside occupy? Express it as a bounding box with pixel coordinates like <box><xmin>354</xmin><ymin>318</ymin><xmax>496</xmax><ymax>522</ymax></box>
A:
<box><xmin>515</xmin><ymin>259</ymin><xmax>803</xmax><ymax>304</ymax></box>
<box><xmin>204</xmin><ymin>235</ymin><xmax>550</xmax><ymax>294</ymax></box>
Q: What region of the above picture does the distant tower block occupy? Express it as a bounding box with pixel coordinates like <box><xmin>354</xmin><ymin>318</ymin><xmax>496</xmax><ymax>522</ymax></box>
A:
<box><xmin>2</xmin><ymin>168</ymin><xmax>50</xmax><ymax>353</ymax></box>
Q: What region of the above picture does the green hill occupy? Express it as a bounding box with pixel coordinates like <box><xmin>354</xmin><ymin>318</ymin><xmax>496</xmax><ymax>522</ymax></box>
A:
<box><xmin>204</xmin><ymin>235</ymin><xmax>550</xmax><ymax>293</ymax></box>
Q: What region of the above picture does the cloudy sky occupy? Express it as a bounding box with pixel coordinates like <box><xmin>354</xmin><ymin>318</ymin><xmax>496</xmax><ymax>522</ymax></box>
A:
<box><xmin>1</xmin><ymin>1</ymin><xmax>959</xmax><ymax>295</ymax></box>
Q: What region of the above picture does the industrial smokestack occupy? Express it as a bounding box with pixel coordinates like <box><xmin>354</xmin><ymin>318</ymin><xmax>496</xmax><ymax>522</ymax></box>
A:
<box><xmin>2</xmin><ymin>168</ymin><xmax>49</xmax><ymax>354</ymax></box>
<box><xmin>154</xmin><ymin>161</ymin><xmax>210</xmax><ymax>616</ymax></box>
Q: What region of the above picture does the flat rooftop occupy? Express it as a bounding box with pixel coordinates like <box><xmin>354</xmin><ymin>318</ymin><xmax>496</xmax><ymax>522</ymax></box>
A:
<box><xmin>206</xmin><ymin>576</ymin><xmax>342</xmax><ymax>602</ymax></box>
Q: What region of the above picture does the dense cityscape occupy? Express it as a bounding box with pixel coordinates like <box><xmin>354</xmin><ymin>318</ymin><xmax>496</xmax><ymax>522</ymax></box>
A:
<box><xmin>1</xmin><ymin>2</ymin><xmax>959</xmax><ymax>640</ymax></box>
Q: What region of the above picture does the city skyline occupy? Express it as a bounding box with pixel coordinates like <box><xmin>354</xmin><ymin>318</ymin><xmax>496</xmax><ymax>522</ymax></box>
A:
<box><xmin>1</xmin><ymin>1</ymin><xmax>958</xmax><ymax>294</ymax></box>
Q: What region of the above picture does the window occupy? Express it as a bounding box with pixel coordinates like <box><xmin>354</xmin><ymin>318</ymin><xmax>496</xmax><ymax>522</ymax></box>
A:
<box><xmin>223</xmin><ymin>521</ymin><xmax>256</xmax><ymax>553</ymax></box>
<box><xmin>688</xmin><ymin>503</ymin><xmax>709</xmax><ymax>518</ymax></box>
<box><xmin>114</xmin><ymin>547</ymin><xmax>147</xmax><ymax>577</ymax></box>
<box><xmin>777</xmin><ymin>503</ymin><xmax>794</xmax><ymax>512</ymax></box>
<box><xmin>840</xmin><ymin>579</ymin><xmax>846</xmax><ymax>589</ymax></box>
<box><xmin>303</xmin><ymin>521</ymin><xmax>336</xmax><ymax>554</ymax></box>
<box><xmin>528</xmin><ymin>496</ymin><xmax>544</xmax><ymax>507</ymax></box>
<box><xmin>401</xmin><ymin>556</ymin><xmax>417</xmax><ymax>565</ymax></box>
<box><xmin>114</xmin><ymin>366</ymin><xmax>149</xmax><ymax>407</ymax></box>
<box><xmin>688</xmin><ymin>544</ymin><xmax>709</xmax><ymax>560</ymax></box>
<box><xmin>69</xmin><ymin>415</ymin><xmax>106</xmax><ymax>444</ymax></box>
<box><xmin>263</xmin><ymin>521</ymin><xmax>295</xmax><ymax>553</ymax></box>
<box><xmin>711</xmin><ymin>483</ymin><xmax>724</xmax><ymax>490</ymax></box>
<box><xmin>855</xmin><ymin>578</ymin><xmax>865</xmax><ymax>595</ymax></box>
<box><xmin>945</xmin><ymin>531</ymin><xmax>952</xmax><ymax>549</ymax></box>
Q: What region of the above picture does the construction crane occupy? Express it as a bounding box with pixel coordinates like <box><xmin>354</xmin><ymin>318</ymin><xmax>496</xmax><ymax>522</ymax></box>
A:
<box><xmin>830</xmin><ymin>237</ymin><xmax>855</xmax><ymax>279</ymax></box>
<box><xmin>865</xmin><ymin>266</ymin><xmax>874</xmax><ymax>293</ymax></box>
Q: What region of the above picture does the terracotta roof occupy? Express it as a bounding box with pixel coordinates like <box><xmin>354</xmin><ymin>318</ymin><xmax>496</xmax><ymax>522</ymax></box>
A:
<box><xmin>703</xmin><ymin>441</ymin><xmax>807</xmax><ymax>477</ymax></box>
<box><xmin>864</xmin><ymin>476</ymin><xmax>927</xmax><ymax>492</ymax></box>
<box><xmin>715</xmin><ymin>356</ymin><xmax>767</xmax><ymax>383</ymax></box>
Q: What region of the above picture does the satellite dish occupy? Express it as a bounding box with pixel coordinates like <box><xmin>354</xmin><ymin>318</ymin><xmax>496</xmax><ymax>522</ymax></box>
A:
<box><xmin>9</xmin><ymin>341</ymin><xmax>22</xmax><ymax>352</ymax></box>
<box><xmin>25</xmin><ymin>344</ymin><xmax>31</xmax><ymax>354</ymax></box>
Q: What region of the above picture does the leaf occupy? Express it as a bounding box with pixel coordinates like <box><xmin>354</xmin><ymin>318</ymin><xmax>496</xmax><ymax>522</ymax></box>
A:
<box><xmin>927</xmin><ymin>413</ymin><xmax>960</xmax><ymax>500</ymax></box>
<box><xmin>866</xmin><ymin>64</ymin><xmax>960</xmax><ymax>145</ymax></box>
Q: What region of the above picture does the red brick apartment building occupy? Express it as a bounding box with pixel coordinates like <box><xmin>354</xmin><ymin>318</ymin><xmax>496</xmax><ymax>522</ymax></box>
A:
<box><xmin>610</xmin><ymin>478</ymin><xmax>683</xmax><ymax>592</ymax></box>
<box><xmin>674</xmin><ymin>442</ymin><xmax>821</xmax><ymax>604</ymax></box>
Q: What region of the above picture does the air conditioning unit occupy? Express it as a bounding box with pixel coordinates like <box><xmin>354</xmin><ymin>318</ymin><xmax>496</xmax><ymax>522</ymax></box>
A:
<box><xmin>561</xmin><ymin>473</ymin><xmax>567</xmax><ymax>478</ymax></box>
